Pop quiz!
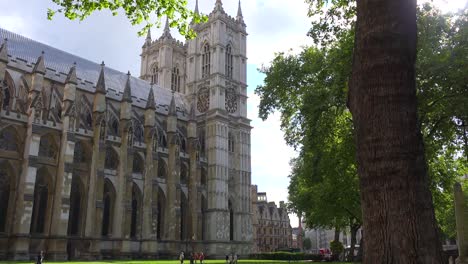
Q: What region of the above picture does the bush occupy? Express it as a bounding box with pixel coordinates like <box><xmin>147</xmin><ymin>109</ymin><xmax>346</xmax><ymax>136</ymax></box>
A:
<box><xmin>249</xmin><ymin>252</ymin><xmax>322</xmax><ymax>261</ymax></box>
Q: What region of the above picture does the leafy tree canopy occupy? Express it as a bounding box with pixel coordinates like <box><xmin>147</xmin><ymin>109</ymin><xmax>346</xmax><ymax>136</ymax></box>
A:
<box><xmin>256</xmin><ymin>4</ymin><xmax>468</xmax><ymax>239</ymax></box>
<box><xmin>47</xmin><ymin>0</ymin><xmax>207</xmax><ymax>38</ymax></box>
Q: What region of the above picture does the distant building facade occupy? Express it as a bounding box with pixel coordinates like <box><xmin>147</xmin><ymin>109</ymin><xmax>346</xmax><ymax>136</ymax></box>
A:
<box><xmin>304</xmin><ymin>227</ymin><xmax>362</xmax><ymax>253</ymax></box>
<box><xmin>251</xmin><ymin>185</ymin><xmax>292</xmax><ymax>252</ymax></box>
<box><xmin>0</xmin><ymin>0</ymin><xmax>252</xmax><ymax>260</ymax></box>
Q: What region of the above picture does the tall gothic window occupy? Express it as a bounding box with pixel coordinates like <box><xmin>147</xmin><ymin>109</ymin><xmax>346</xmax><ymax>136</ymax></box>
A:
<box><xmin>156</xmin><ymin>189</ymin><xmax>165</xmax><ymax>240</ymax></box>
<box><xmin>130</xmin><ymin>183</ymin><xmax>141</xmax><ymax>239</ymax></box>
<box><xmin>102</xmin><ymin>180</ymin><xmax>115</xmax><ymax>236</ymax></box>
<box><xmin>171</xmin><ymin>67</ymin><xmax>181</xmax><ymax>92</ymax></box>
<box><xmin>2</xmin><ymin>86</ymin><xmax>10</xmax><ymax>110</ymax></box>
<box><xmin>151</xmin><ymin>64</ymin><xmax>159</xmax><ymax>84</ymax></box>
<box><xmin>67</xmin><ymin>176</ymin><xmax>82</xmax><ymax>236</ymax></box>
<box><xmin>229</xmin><ymin>200</ymin><xmax>234</xmax><ymax>241</ymax></box>
<box><xmin>180</xmin><ymin>164</ymin><xmax>188</xmax><ymax>184</ymax></box>
<box><xmin>39</xmin><ymin>135</ymin><xmax>57</xmax><ymax>159</ymax></box>
<box><xmin>134</xmin><ymin>124</ymin><xmax>144</xmax><ymax>145</ymax></box>
<box><xmin>202</xmin><ymin>44</ymin><xmax>211</xmax><ymax>78</ymax></box>
<box><xmin>132</xmin><ymin>154</ymin><xmax>144</xmax><ymax>174</ymax></box>
<box><xmin>30</xmin><ymin>170</ymin><xmax>49</xmax><ymax>234</ymax></box>
<box><xmin>0</xmin><ymin>127</ymin><xmax>18</xmax><ymax>151</ymax></box>
<box><xmin>157</xmin><ymin>159</ymin><xmax>167</xmax><ymax>179</ymax></box>
<box><xmin>0</xmin><ymin>171</ymin><xmax>10</xmax><ymax>232</ymax></box>
<box><xmin>105</xmin><ymin>146</ymin><xmax>119</xmax><ymax>170</ymax></box>
<box><xmin>200</xmin><ymin>168</ymin><xmax>207</xmax><ymax>186</ymax></box>
<box><xmin>228</xmin><ymin>132</ymin><xmax>235</xmax><ymax>153</ymax></box>
<box><xmin>158</xmin><ymin>131</ymin><xmax>167</xmax><ymax>148</ymax></box>
<box><xmin>225</xmin><ymin>44</ymin><xmax>233</xmax><ymax>78</ymax></box>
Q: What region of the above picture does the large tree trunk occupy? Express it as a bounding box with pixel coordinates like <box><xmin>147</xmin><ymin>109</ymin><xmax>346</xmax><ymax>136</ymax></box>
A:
<box><xmin>348</xmin><ymin>0</ymin><xmax>446</xmax><ymax>263</ymax></box>
<box><xmin>347</xmin><ymin>224</ymin><xmax>359</xmax><ymax>262</ymax></box>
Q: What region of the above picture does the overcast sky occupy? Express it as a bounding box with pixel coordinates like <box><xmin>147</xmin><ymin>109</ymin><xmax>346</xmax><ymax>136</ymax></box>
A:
<box><xmin>0</xmin><ymin>0</ymin><xmax>465</xmax><ymax>228</ymax></box>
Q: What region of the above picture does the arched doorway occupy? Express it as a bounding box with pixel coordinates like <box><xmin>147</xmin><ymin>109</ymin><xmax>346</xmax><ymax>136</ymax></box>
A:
<box><xmin>67</xmin><ymin>175</ymin><xmax>84</xmax><ymax>236</ymax></box>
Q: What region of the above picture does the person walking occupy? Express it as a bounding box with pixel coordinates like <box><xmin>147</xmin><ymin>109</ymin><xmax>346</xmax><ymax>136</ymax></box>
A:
<box><xmin>225</xmin><ymin>254</ymin><xmax>229</xmax><ymax>264</ymax></box>
<box><xmin>36</xmin><ymin>251</ymin><xmax>44</xmax><ymax>264</ymax></box>
<box><xmin>179</xmin><ymin>251</ymin><xmax>185</xmax><ymax>264</ymax></box>
<box><xmin>199</xmin><ymin>252</ymin><xmax>205</xmax><ymax>264</ymax></box>
<box><xmin>189</xmin><ymin>252</ymin><xmax>194</xmax><ymax>264</ymax></box>
<box><xmin>233</xmin><ymin>253</ymin><xmax>238</xmax><ymax>264</ymax></box>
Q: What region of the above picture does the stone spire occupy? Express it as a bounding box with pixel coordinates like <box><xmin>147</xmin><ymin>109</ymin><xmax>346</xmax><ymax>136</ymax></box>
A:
<box><xmin>161</xmin><ymin>16</ymin><xmax>172</xmax><ymax>39</ymax></box>
<box><xmin>213</xmin><ymin>0</ymin><xmax>224</xmax><ymax>12</ymax></box>
<box><xmin>65</xmin><ymin>62</ymin><xmax>77</xmax><ymax>84</ymax></box>
<box><xmin>168</xmin><ymin>90</ymin><xmax>177</xmax><ymax>116</ymax></box>
<box><xmin>146</xmin><ymin>84</ymin><xmax>156</xmax><ymax>110</ymax></box>
<box><xmin>33</xmin><ymin>51</ymin><xmax>46</xmax><ymax>74</ymax></box>
<box><xmin>0</xmin><ymin>38</ymin><xmax>8</xmax><ymax>63</ymax></box>
<box><xmin>146</xmin><ymin>27</ymin><xmax>152</xmax><ymax>41</ymax></box>
<box><xmin>194</xmin><ymin>0</ymin><xmax>199</xmax><ymax>14</ymax></box>
<box><xmin>237</xmin><ymin>0</ymin><xmax>243</xmax><ymax>20</ymax></box>
<box><xmin>122</xmin><ymin>71</ymin><xmax>133</xmax><ymax>103</ymax></box>
<box><xmin>95</xmin><ymin>61</ymin><xmax>106</xmax><ymax>94</ymax></box>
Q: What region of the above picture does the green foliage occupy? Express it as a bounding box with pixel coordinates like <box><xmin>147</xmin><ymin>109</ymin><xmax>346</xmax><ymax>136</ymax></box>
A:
<box><xmin>256</xmin><ymin>4</ymin><xmax>468</xmax><ymax>240</ymax></box>
<box><xmin>47</xmin><ymin>0</ymin><xmax>208</xmax><ymax>37</ymax></box>
<box><xmin>330</xmin><ymin>240</ymin><xmax>344</xmax><ymax>255</ymax></box>
<box><xmin>249</xmin><ymin>252</ymin><xmax>322</xmax><ymax>261</ymax></box>
<box><xmin>303</xmin><ymin>237</ymin><xmax>312</xmax><ymax>250</ymax></box>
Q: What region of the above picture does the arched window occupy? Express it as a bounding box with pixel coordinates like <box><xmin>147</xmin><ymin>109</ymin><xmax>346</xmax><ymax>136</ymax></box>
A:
<box><xmin>0</xmin><ymin>127</ymin><xmax>18</xmax><ymax>151</ymax></box>
<box><xmin>229</xmin><ymin>200</ymin><xmax>234</xmax><ymax>241</ymax></box>
<box><xmin>134</xmin><ymin>123</ymin><xmax>144</xmax><ymax>145</ymax></box>
<box><xmin>228</xmin><ymin>132</ymin><xmax>235</xmax><ymax>153</ymax></box>
<box><xmin>2</xmin><ymin>86</ymin><xmax>10</xmax><ymax>111</ymax></box>
<box><xmin>105</xmin><ymin>146</ymin><xmax>119</xmax><ymax>170</ymax></box>
<box><xmin>30</xmin><ymin>169</ymin><xmax>50</xmax><ymax>234</ymax></box>
<box><xmin>225</xmin><ymin>44</ymin><xmax>233</xmax><ymax>78</ymax></box>
<box><xmin>157</xmin><ymin>159</ymin><xmax>167</xmax><ymax>179</ymax></box>
<box><xmin>132</xmin><ymin>154</ymin><xmax>144</xmax><ymax>174</ymax></box>
<box><xmin>202</xmin><ymin>44</ymin><xmax>211</xmax><ymax>78</ymax></box>
<box><xmin>180</xmin><ymin>164</ymin><xmax>188</xmax><ymax>184</ymax></box>
<box><xmin>39</xmin><ymin>134</ymin><xmax>57</xmax><ymax>159</ymax></box>
<box><xmin>73</xmin><ymin>141</ymin><xmax>85</xmax><ymax>163</ymax></box>
<box><xmin>171</xmin><ymin>67</ymin><xmax>181</xmax><ymax>92</ymax></box>
<box><xmin>67</xmin><ymin>176</ymin><xmax>83</xmax><ymax>236</ymax></box>
<box><xmin>110</xmin><ymin>119</ymin><xmax>119</xmax><ymax>137</ymax></box>
<box><xmin>130</xmin><ymin>183</ymin><xmax>141</xmax><ymax>239</ymax></box>
<box><xmin>158</xmin><ymin>131</ymin><xmax>167</xmax><ymax>148</ymax></box>
<box><xmin>99</xmin><ymin>121</ymin><xmax>106</xmax><ymax>140</ymax></box>
<box><xmin>151</xmin><ymin>63</ymin><xmax>159</xmax><ymax>84</ymax></box>
<box><xmin>127</xmin><ymin>127</ymin><xmax>134</xmax><ymax>147</ymax></box>
<box><xmin>152</xmin><ymin>132</ymin><xmax>158</xmax><ymax>151</ymax></box>
<box><xmin>180</xmin><ymin>136</ymin><xmax>187</xmax><ymax>153</ymax></box>
<box><xmin>156</xmin><ymin>188</ymin><xmax>165</xmax><ymax>240</ymax></box>
<box><xmin>200</xmin><ymin>168</ymin><xmax>207</xmax><ymax>186</ymax></box>
<box><xmin>102</xmin><ymin>180</ymin><xmax>115</xmax><ymax>236</ymax></box>
<box><xmin>180</xmin><ymin>193</ymin><xmax>188</xmax><ymax>240</ymax></box>
<box><xmin>0</xmin><ymin>171</ymin><xmax>11</xmax><ymax>232</ymax></box>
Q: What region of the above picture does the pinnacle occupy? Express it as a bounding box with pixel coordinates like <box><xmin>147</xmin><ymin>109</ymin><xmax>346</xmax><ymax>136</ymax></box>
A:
<box><xmin>0</xmin><ymin>38</ymin><xmax>8</xmax><ymax>63</ymax></box>
<box><xmin>66</xmin><ymin>62</ymin><xmax>77</xmax><ymax>84</ymax></box>
<box><xmin>169</xmin><ymin>90</ymin><xmax>177</xmax><ymax>116</ymax></box>
<box><xmin>146</xmin><ymin>84</ymin><xmax>156</xmax><ymax>110</ymax></box>
<box><xmin>33</xmin><ymin>51</ymin><xmax>46</xmax><ymax>74</ymax></box>
<box><xmin>122</xmin><ymin>71</ymin><xmax>133</xmax><ymax>103</ymax></box>
<box><xmin>95</xmin><ymin>62</ymin><xmax>107</xmax><ymax>94</ymax></box>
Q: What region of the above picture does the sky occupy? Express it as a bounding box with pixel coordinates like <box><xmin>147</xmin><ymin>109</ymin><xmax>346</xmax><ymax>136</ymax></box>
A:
<box><xmin>0</xmin><ymin>0</ymin><xmax>466</xmax><ymax>228</ymax></box>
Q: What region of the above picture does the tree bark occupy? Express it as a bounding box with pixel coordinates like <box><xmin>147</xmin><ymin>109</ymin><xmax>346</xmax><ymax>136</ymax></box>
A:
<box><xmin>348</xmin><ymin>0</ymin><xmax>446</xmax><ymax>263</ymax></box>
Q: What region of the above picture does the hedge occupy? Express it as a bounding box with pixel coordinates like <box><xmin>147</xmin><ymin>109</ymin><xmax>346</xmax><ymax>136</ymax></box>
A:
<box><xmin>249</xmin><ymin>252</ymin><xmax>323</xmax><ymax>261</ymax></box>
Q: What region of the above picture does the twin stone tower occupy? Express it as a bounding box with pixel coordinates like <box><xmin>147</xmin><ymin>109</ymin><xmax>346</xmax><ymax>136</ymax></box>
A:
<box><xmin>0</xmin><ymin>0</ymin><xmax>252</xmax><ymax>260</ymax></box>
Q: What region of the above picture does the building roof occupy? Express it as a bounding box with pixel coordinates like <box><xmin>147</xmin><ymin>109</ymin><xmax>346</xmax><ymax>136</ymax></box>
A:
<box><xmin>0</xmin><ymin>27</ymin><xmax>189</xmax><ymax>118</ymax></box>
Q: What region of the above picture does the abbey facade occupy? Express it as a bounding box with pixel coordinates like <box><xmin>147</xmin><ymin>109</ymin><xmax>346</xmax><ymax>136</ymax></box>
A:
<box><xmin>0</xmin><ymin>0</ymin><xmax>252</xmax><ymax>260</ymax></box>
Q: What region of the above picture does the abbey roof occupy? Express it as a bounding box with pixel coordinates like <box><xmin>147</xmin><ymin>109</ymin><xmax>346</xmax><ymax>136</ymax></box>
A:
<box><xmin>0</xmin><ymin>27</ymin><xmax>188</xmax><ymax>118</ymax></box>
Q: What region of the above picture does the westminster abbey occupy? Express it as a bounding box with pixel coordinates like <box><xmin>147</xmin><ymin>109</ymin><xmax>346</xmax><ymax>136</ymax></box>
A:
<box><xmin>0</xmin><ymin>0</ymin><xmax>252</xmax><ymax>260</ymax></box>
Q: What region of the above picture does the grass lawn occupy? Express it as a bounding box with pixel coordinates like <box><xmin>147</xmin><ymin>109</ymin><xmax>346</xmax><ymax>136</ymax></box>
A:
<box><xmin>0</xmin><ymin>261</ymin><xmax>358</xmax><ymax>264</ymax></box>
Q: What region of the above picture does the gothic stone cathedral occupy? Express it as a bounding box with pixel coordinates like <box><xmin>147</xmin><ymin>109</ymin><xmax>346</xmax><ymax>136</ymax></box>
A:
<box><xmin>0</xmin><ymin>0</ymin><xmax>252</xmax><ymax>260</ymax></box>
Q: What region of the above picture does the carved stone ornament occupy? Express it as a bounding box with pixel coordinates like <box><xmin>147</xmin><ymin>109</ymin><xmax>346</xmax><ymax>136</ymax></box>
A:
<box><xmin>225</xmin><ymin>87</ymin><xmax>237</xmax><ymax>113</ymax></box>
<box><xmin>197</xmin><ymin>87</ymin><xmax>209</xmax><ymax>113</ymax></box>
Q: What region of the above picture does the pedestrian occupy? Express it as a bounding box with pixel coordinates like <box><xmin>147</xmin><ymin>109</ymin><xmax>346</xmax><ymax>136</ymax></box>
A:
<box><xmin>36</xmin><ymin>251</ymin><xmax>44</xmax><ymax>264</ymax></box>
<box><xmin>179</xmin><ymin>251</ymin><xmax>185</xmax><ymax>264</ymax></box>
<box><xmin>233</xmin><ymin>253</ymin><xmax>238</xmax><ymax>264</ymax></box>
<box><xmin>225</xmin><ymin>254</ymin><xmax>229</xmax><ymax>264</ymax></box>
<box><xmin>199</xmin><ymin>252</ymin><xmax>205</xmax><ymax>264</ymax></box>
<box><xmin>190</xmin><ymin>252</ymin><xmax>194</xmax><ymax>264</ymax></box>
<box><xmin>229</xmin><ymin>253</ymin><xmax>233</xmax><ymax>264</ymax></box>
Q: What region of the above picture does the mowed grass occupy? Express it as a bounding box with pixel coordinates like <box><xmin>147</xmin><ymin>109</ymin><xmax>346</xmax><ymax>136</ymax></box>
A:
<box><xmin>0</xmin><ymin>261</ymin><xmax>356</xmax><ymax>264</ymax></box>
